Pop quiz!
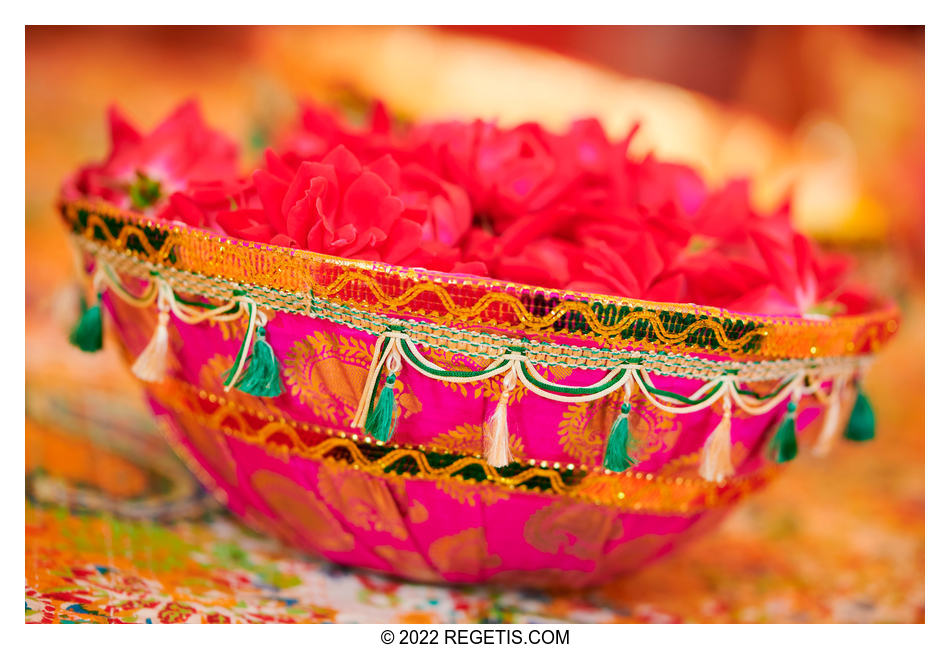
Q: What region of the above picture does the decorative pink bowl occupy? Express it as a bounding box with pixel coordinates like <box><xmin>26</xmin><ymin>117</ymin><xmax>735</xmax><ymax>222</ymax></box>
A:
<box><xmin>61</xmin><ymin>200</ymin><xmax>898</xmax><ymax>588</ymax></box>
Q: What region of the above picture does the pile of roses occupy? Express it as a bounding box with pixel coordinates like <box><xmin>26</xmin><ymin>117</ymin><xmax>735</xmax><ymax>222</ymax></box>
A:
<box><xmin>63</xmin><ymin>100</ymin><xmax>866</xmax><ymax>317</ymax></box>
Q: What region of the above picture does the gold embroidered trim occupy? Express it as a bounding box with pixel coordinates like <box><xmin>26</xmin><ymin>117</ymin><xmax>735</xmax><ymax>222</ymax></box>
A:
<box><xmin>79</xmin><ymin>236</ymin><xmax>874</xmax><ymax>383</ymax></box>
<box><xmin>149</xmin><ymin>381</ymin><xmax>777</xmax><ymax>514</ymax></box>
<box><xmin>160</xmin><ymin>377</ymin><xmax>625</xmax><ymax>473</ymax></box>
<box><xmin>62</xmin><ymin>199</ymin><xmax>900</xmax><ymax>359</ymax></box>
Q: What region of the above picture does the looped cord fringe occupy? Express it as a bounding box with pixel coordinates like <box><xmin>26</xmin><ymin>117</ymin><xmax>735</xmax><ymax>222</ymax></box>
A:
<box><xmin>699</xmin><ymin>386</ymin><xmax>734</xmax><ymax>483</ymax></box>
<box><xmin>484</xmin><ymin>366</ymin><xmax>518</xmax><ymax>467</ymax></box>
<box><xmin>78</xmin><ymin>254</ymin><xmax>874</xmax><ymax>482</ymax></box>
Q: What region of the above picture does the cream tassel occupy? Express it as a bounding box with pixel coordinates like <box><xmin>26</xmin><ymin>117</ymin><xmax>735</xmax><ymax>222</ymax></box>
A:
<box><xmin>699</xmin><ymin>389</ymin><xmax>734</xmax><ymax>483</ymax></box>
<box><xmin>352</xmin><ymin>335</ymin><xmax>394</xmax><ymax>430</ymax></box>
<box><xmin>131</xmin><ymin>287</ymin><xmax>170</xmax><ymax>382</ymax></box>
<box><xmin>484</xmin><ymin>366</ymin><xmax>517</xmax><ymax>468</ymax></box>
<box><xmin>813</xmin><ymin>377</ymin><xmax>843</xmax><ymax>457</ymax></box>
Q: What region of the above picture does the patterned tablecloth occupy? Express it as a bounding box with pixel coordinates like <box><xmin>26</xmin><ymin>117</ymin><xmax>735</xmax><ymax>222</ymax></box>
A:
<box><xmin>25</xmin><ymin>26</ymin><xmax>924</xmax><ymax>624</ymax></box>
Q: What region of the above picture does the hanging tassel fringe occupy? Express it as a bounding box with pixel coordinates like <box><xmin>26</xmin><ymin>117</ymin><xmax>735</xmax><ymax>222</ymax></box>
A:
<box><xmin>69</xmin><ymin>292</ymin><xmax>103</xmax><ymax>352</ymax></box>
<box><xmin>844</xmin><ymin>386</ymin><xmax>875</xmax><ymax>442</ymax></box>
<box><xmin>352</xmin><ymin>336</ymin><xmax>393</xmax><ymax>430</ymax></box>
<box><xmin>699</xmin><ymin>392</ymin><xmax>734</xmax><ymax>482</ymax></box>
<box><xmin>236</xmin><ymin>326</ymin><xmax>284</xmax><ymax>397</ymax></box>
<box><xmin>604</xmin><ymin>403</ymin><xmax>635</xmax><ymax>472</ymax></box>
<box><xmin>222</xmin><ymin>300</ymin><xmax>273</xmax><ymax>396</ymax></box>
<box><xmin>366</xmin><ymin>373</ymin><xmax>397</xmax><ymax>442</ymax></box>
<box><xmin>484</xmin><ymin>367</ymin><xmax>516</xmax><ymax>467</ymax></box>
<box><xmin>364</xmin><ymin>349</ymin><xmax>401</xmax><ymax>442</ymax></box>
<box><xmin>603</xmin><ymin>378</ymin><xmax>637</xmax><ymax>472</ymax></box>
<box><xmin>813</xmin><ymin>378</ymin><xmax>843</xmax><ymax>457</ymax></box>
<box><xmin>769</xmin><ymin>400</ymin><xmax>799</xmax><ymax>463</ymax></box>
<box><xmin>131</xmin><ymin>311</ymin><xmax>170</xmax><ymax>382</ymax></box>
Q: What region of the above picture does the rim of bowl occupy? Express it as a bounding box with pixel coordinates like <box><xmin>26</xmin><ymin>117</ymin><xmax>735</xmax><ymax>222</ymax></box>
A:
<box><xmin>59</xmin><ymin>198</ymin><xmax>901</xmax><ymax>360</ymax></box>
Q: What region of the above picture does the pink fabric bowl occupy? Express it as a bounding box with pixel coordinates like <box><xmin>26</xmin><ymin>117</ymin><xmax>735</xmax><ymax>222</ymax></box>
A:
<box><xmin>63</xmin><ymin>202</ymin><xmax>897</xmax><ymax>588</ymax></box>
<box><xmin>105</xmin><ymin>289</ymin><xmax>821</xmax><ymax>588</ymax></box>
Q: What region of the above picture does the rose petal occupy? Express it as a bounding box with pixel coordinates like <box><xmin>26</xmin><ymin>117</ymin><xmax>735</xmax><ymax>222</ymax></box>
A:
<box><xmin>340</xmin><ymin>171</ymin><xmax>404</xmax><ymax>234</ymax></box>
<box><xmin>380</xmin><ymin>218</ymin><xmax>424</xmax><ymax>264</ymax></box>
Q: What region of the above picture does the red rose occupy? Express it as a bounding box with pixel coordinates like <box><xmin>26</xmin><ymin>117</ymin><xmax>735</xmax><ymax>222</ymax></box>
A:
<box><xmin>67</xmin><ymin>100</ymin><xmax>863</xmax><ymax>318</ymax></box>
<box><xmin>62</xmin><ymin>101</ymin><xmax>239</xmax><ymax>212</ymax></box>
<box><xmin>275</xmin><ymin>100</ymin><xmax>401</xmax><ymax>168</ymax></box>
<box><xmin>656</xmin><ymin>182</ymin><xmax>853</xmax><ymax>315</ymax></box>
<box><xmin>157</xmin><ymin>177</ymin><xmax>258</xmax><ymax>229</ymax></box>
<box><xmin>408</xmin><ymin>118</ymin><xmax>636</xmax><ymax>231</ymax></box>
<box><xmin>630</xmin><ymin>156</ymin><xmax>708</xmax><ymax>216</ymax></box>
<box><xmin>214</xmin><ymin>145</ymin><xmax>472</xmax><ymax>268</ymax></box>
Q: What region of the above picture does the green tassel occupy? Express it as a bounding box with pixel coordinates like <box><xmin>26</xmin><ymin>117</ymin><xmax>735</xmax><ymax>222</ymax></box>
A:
<box><xmin>844</xmin><ymin>388</ymin><xmax>875</xmax><ymax>442</ymax></box>
<box><xmin>235</xmin><ymin>326</ymin><xmax>284</xmax><ymax>398</ymax></box>
<box><xmin>604</xmin><ymin>403</ymin><xmax>636</xmax><ymax>472</ymax></box>
<box><xmin>366</xmin><ymin>373</ymin><xmax>397</xmax><ymax>442</ymax></box>
<box><xmin>69</xmin><ymin>292</ymin><xmax>103</xmax><ymax>352</ymax></box>
<box><xmin>769</xmin><ymin>401</ymin><xmax>799</xmax><ymax>463</ymax></box>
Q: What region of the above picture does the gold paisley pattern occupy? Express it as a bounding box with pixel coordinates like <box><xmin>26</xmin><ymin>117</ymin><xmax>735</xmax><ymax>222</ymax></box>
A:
<box><xmin>284</xmin><ymin>330</ymin><xmax>421</xmax><ymax>423</ymax></box>
<box><xmin>557</xmin><ymin>403</ymin><xmax>603</xmax><ymax>466</ymax></box>
<box><xmin>545</xmin><ymin>365</ymin><xmax>574</xmax><ymax>383</ymax></box>
<box><xmin>398</xmin><ymin>391</ymin><xmax>423</xmax><ymax>419</ymax></box>
<box><xmin>174</xmin><ymin>408</ymin><xmax>239</xmax><ymax>487</ymax></box>
<box><xmin>433</xmin><ymin>477</ymin><xmax>510</xmax><ymax>507</ymax></box>
<box><xmin>416</xmin><ymin>346</ymin><xmax>494</xmax><ymax>372</ymax></box>
<box><xmin>212</xmin><ymin>315</ymin><xmax>249</xmax><ymax>342</ymax></box>
<box><xmin>317</xmin><ymin>463</ymin><xmax>409</xmax><ymax>541</ymax></box>
<box><xmin>443</xmin><ymin>374</ymin><xmax>528</xmax><ymax>403</ymax></box>
<box><xmin>556</xmin><ymin>391</ymin><xmax>681</xmax><ymax>466</ymax></box>
<box><xmin>373</xmin><ymin>546</ymin><xmax>440</xmax><ymax>582</ymax></box>
<box><xmin>430</xmin><ymin>423</ymin><xmax>525</xmax><ymax>461</ymax></box>
<box><xmin>428</xmin><ymin>528</ymin><xmax>501</xmax><ymax>576</ymax></box>
<box><xmin>598</xmin><ymin>533</ymin><xmax>674</xmax><ymax>575</ymax></box>
<box><xmin>441</xmin><ymin>362</ymin><xmax>568</xmax><ymax>404</ymax></box>
<box><xmin>197</xmin><ymin>354</ymin><xmax>284</xmax><ymax>417</ymax></box>
<box><xmin>408</xmin><ymin>500</ymin><xmax>429</xmax><ymax>524</ymax></box>
<box><xmin>148</xmin><ymin>380</ymin><xmax>779</xmax><ymax>514</ymax></box>
<box><xmin>249</xmin><ymin>469</ymin><xmax>355</xmax><ymax>554</ymax></box>
<box><xmin>523</xmin><ymin>501</ymin><xmax>624</xmax><ymax>561</ymax></box>
<box><xmin>284</xmin><ymin>331</ymin><xmax>372</xmax><ymax>422</ymax></box>
<box><xmin>627</xmin><ymin>391</ymin><xmax>682</xmax><ymax>462</ymax></box>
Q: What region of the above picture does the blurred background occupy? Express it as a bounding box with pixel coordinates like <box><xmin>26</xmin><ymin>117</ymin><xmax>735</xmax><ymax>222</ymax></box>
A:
<box><xmin>26</xmin><ymin>26</ymin><xmax>924</xmax><ymax>623</ymax></box>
